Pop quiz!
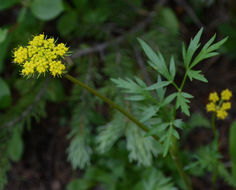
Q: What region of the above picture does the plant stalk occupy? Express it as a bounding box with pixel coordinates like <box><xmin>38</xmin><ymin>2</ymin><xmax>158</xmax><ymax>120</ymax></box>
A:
<box><xmin>211</xmin><ymin>112</ymin><xmax>218</xmax><ymax>188</ymax></box>
<box><xmin>64</xmin><ymin>73</ymin><xmax>158</xmax><ymax>140</ymax></box>
<box><xmin>171</xmin><ymin>138</ymin><xmax>193</xmax><ymax>190</ymax></box>
<box><xmin>211</xmin><ymin>113</ymin><xmax>216</xmax><ymax>138</ymax></box>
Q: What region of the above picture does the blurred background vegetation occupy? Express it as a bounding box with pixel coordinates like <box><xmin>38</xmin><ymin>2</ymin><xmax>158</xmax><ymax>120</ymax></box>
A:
<box><xmin>0</xmin><ymin>0</ymin><xmax>236</xmax><ymax>189</ymax></box>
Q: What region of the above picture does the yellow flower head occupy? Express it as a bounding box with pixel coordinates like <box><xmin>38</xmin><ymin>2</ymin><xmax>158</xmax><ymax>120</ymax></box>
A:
<box><xmin>13</xmin><ymin>34</ymin><xmax>69</xmax><ymax>77</ymax></box>
<box><xmin>206</xmin><ymin>102</ymin><xmax>216</xmax><ymax>112</ymax></box>
<box><xmin>221</xmin><ymin>102</ymin><xmax>231</xmax><ymax>110</ymax></box>
<box><xmin>206</xmin><ymin>89</ymin><xmax>232</xmax><ymax>120</ymax></box>
<box><xmin>216</xmin><ymin>109</ymin><xmax>228</xmax><ymax>120</ymax></box>
<box><xmin>209</xmin><ymin>92</ymin><xmax>219</xmax><ymax>102</ymax></box>
<box><xmin>221</xmin><ymin>89</ymin><xmax>232</xmax><ymax>100</ymax></box>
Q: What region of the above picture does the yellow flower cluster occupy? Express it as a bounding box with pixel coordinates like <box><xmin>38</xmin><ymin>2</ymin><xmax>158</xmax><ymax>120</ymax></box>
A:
<box><xmin>13</xmin><ymin>34</ymin><xmax>69</xmax><ymax>77</ymax></box>
<box><xmin>206</xmin><ymin>89</ymin><xmax>232</xmax><ymax>120</ymax></box>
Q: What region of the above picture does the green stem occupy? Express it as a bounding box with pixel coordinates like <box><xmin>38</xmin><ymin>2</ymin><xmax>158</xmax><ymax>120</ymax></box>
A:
<box><xmin>211</xmin><ymin>113</ymin><xmax>216</xmax><ymax>138</ymax></box>
<box><xmin>64</xmin><ymin>74</ymin><xmax>159</xmax><ymax>140</ymax></box>
<box><xmin>171</xmin><ymin>81</ymin><xmax>180</xmax><ymax>91</ymax></box>
<box><xmin>211</xmin><ymin>112</ymin><xmax>218</xmax><ymax>188</ymax></box>
<box><xmin>180</xmin><ymin>70</ymin><xmax>188</xmax><ymax>91</ymax></box>
<box><xmin>171</xmin><ymin>137</ymin><xmax>193</xmax><ymax>190</ymax></box>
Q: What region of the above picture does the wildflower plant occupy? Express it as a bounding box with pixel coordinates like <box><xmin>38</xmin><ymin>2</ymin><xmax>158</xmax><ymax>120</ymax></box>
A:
<box><xmin>12</xmin><ymin>28</ymin><xmax>236</xmax><ymax>190</ymax></box>
<box><xmin>204</xmin><ymin>89</ymin><xmax>233</xmax><ymax>186</ymax></box>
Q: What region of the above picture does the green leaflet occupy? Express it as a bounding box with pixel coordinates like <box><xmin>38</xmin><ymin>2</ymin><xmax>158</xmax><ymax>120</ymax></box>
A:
<box><xmin>187</xmin><ymin>70</ymin><xmax>208</xmax><ymax>82</ymax></box>
<box><xmin>182</xmin><ymin>28</ymin><xmax>228</xmax><ymax>69</ymax></box>
<box><xmin>0</xmin><ymin>28</ymin><xmax>8</xmax><ymax>43</ymax></box>
<box><xmin>176</xmin><ymin>92</ymin><xmax>193</xmax><ymax>116</ymax></box>
<box><xmin>7</xmin><ymin>124</ymin><xmax>24</xmax><ymax>162</ymax></box>
<box><xmin>126</xmin><ymin>123</ymin><xmax>160</xmax><ymax>166</ymax></box>
<box><xmin>30</xmin><ymin>0</ymin><xmax>64</xmax><ymax>21</ymax></box>
<box><xmin>67</xmin><ymin>133</ymin><xmax>92</xmax><ymax>169</ymax></box>
<box><xmin>135</xmin><ymin>169</ymin><xmax>178</xmax><ymax>190</ymax></box>
<box><xmin>183</xmin><ymin>28</ymin><xmax>203</xmax><ymax>68</ymax></box>
<box><xmin>145</xmin><ymin>81</ymin><xmax>170</xmax><ymax>91</ymax></box>
<box><xmin>96</xmin><ymin>112</ymin><xmax>125</xmax><ymax>154</ymax></box>
<box><xmin>138</xmin><ymin>38</ymin><xmax>171</xmax><ymax>80</ymax></box>
<box><xmin>111</xmin><ymin>77</ymin><xmax>152</xmax><ymax>102</ymax></box>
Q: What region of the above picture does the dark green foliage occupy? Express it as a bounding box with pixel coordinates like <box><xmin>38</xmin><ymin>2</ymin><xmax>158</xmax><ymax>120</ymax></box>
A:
<box><xmin>0</xmin><ymin>0</ymin><xmax>233</xmax><ymax>189</ymax></box>
<box><xmin>0</xmin><ymin>78</ymin><xmax>11</xmax><ymax>109</ymax></box>
<box><xmin>229</xmin><ymin>121</ymin><xmax>236</xmax><ymax>183</ymax></box>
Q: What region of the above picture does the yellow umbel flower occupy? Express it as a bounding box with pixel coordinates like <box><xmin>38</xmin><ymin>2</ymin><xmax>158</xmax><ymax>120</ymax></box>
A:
<box><xmin>206</xmin><ymin>102</ymin><xmax>216</xmax><ymax>112</ymax></box>
<box><xmin>13</xmin><ymin>34</ymin><xmax>69</xmax><ymax>77</ymax></box>
<box><xmin>206</xmin><ymin>89</ymin><xmax>232</xmax><ymax>120</ymax></box>
<box><xmin>221</xmin><ymin>89</ymin><xmax>232</xmax><ymax>100</ymax></box>
<box><xmin>221</xmin><ymin>102</ymin><xmax>231</xmax><ymax>110</ymax></box>
<box><xmin>13</xmin><ymin>46</ymin><xmax>28</xmax><ymax>64</ymax></box>
<box><xmin>209</xmin><ymin>92</ymin><xmax>219</xmax><ymax>102</ymax></box>
<box><xmin>216</xmin><ymin>109</ymin><xmax>228</xmax><ymax>120</ymax></box>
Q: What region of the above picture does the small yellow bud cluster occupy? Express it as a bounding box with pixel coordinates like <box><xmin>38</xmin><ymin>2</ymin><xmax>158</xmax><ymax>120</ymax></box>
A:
<box><xmin>13</xmin><ymin>34</ymin><xmax>69</xmax><ymax>77</ymax></box>
<box><xmin>206</xmin><ymin>89</ymin><xmax>232</xmax><ymax>120</ymax></box>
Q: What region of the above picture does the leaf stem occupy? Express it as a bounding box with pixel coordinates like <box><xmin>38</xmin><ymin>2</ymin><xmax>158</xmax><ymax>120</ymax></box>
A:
<box><xmin>180</xmin><ymin>70</ymin><xmax>188</xmax><ymax>91</ymax></box>
<box><xmin>171</xmin><ymin>81</ymin><xmax>180</xmax><ymax>91</ymax></box>
<box><xmin>64</xmin><ymin>73</ymin><xmax>159</xmax><ymax>141</ymax></box>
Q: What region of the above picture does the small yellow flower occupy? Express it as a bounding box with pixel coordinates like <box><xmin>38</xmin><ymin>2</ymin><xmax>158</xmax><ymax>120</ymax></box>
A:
<box><xmin>216</xmin><ymin>109</ymin><xmax>228</xmax><ymax>120</ymax></box>
<box><xmin>13</xmin><ymin>46</ymin><xmax>28</xmax><ymax>64</ymax></box>
<box><xmin>221</xmin><ymin>102</ymin><xmax>231</xmax><ymax>110</ymax></box>
<box><xmin>221</xmin><ymin>89</ymin><xmax>232</xmax><ymax>100</ymax></box>
<box><xmin>209</xmin><ymin>92</ymin><xmax>219</xmax><ymax>102</ymax></box>
<box><xmin>206</xmin><ymin>102</ymin><xmax>216</xmax><ymax>112</ymax></box>
<box><xmin>13</xmin><ymin>34</ymin><xmax>69</xmax><ymax>77</ymax></box>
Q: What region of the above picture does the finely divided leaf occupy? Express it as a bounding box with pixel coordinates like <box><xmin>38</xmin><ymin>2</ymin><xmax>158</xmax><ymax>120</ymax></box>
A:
<box><xmin>161</xmin><ymin>125</ymin><xmax>174</xmax><ymax>157</ymax></box>
<box><xmin>126</xmin><ymin>123</ymin><xmax>160</xmax><ymax>166</ymax></box>
<box><xmin>156</xmin><ymin>75</ymin><xmax>167</xmax><ymax>102</ymax></box>
<box><xmin>146</xmin><ymin>81</ymin><xmax>170</xmax><ymax>90</ymax></box>
<box><xmin>96</xmin><ymin>112</ymin><xmax>125</xmax><ymax>153</ymax></box>
<box><xmin>161</xmin><ymin>92</ymin><xmax>177</xmax><ymax>106</ymax></box>
<box><xmin>183</xmin><ymin>28</ymin><xmax>203</xmax><ymax>67</ymax></box>
<box><xmin>140</xmin><ymin>169</ymin><xmax>178</xmax><ymax>190</ymax></box>
<box><xmin>145</xmin><ymin>122</ymin><xmax>169</xmax><ymax>137</ymax></box>
<box><xmin>67</xmin><ymin>134</ymin><xmax>92</xmax><ymax>169</ymax></box>
<box><xmin>190</xmin><ymin>36</ymin><xmax>228</xmax><ymax>69</ymax></box>
<box><xmin>111</xmin><ymin>77</ymin><xmax>151</xmax><ymax>101</ymax></box>
<box><xmin>187</xmin><ymin>70</ymin><xmax>208</xmax><ymax>82</ymax></box>
<box><xmin>176</xmin><ymin>92</ymin><xmax>193</xmax><ymax>116</ymax></box>
<box><xmin>138</xmin><ymin>38</ymin><xmax>170</xmax><ymax>80</ymax></box>
<box><xmin>140</xmin><ymin>105</ymin><xmax>159</xmax><ymax>122</ymax></box>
